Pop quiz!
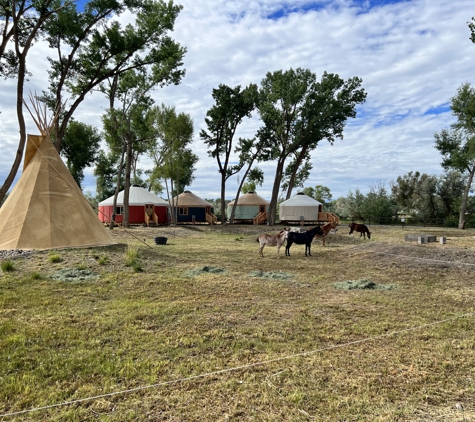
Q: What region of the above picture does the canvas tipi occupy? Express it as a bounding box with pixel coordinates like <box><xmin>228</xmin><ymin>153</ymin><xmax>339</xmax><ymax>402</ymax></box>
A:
<box><xmin>0</xmin><ymin>97</ymin><xmax>117</xmax><ymax>250</ymax></box>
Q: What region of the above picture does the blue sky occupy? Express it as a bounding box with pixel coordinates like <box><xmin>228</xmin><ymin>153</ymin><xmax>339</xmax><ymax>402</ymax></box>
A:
<box><xmin>1</xmin><ymin>0</ymin><xmax>474</xmax><ymax>201</ymax></box>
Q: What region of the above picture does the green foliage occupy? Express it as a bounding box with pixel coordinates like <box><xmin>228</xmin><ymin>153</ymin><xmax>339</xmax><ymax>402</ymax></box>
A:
<box><xmin>341</xmin><ymin>188</ymin><xmax>366</xmax><ymax>219</ymax></box>
<box><xmin>302</xmin><ymin>185</ymin><xmax>332</xmax><ymax>203</ymax></box>
<box><xmin>94</xmin><ymin>150</ymin><xmax>123</xmax><ymax>202</ymax></box>
<box><xmin>434</xmin><ymin>83</ymin><xmax>475</xmax><ymax>227</ymax></box>
<box><xmin>61</xmin><ymin>120</ymin><xmax>101</xmax><ymax>188</ymax></box>
<box><xmin>0</xmin><ymin>0</ymin><xmax>71</xmax><ymax>204</ymax></box>
<box><xmin>48</xmin><ymin>254</ymin><xmax>61</xmax><ymax>263</ymax></box>
<box><xmin>240</xmin><ymin>168</ymin><xmax>264</xmax><ymax>194</ymax></box>
<box><xmin>146</xmin><ymin>104</ymin><xmax>197</xmax><ymax>223</ymax></box>
<box><xmin>360</xmin><ymin>183</ymin><xmax>395</xmax><ymax>221</ymax></box>
<box><xmin>257</xmin><ymin>68</ymin><xmax>366</xmax><ymax>223</ymax></box>
<box><xmin>437</xmin><ymin>171</ymin><xmax>466</xmax><ymax>217</ymax></box>
<box><xmin>1</xmin><ymin>260</ymin><xmax>14</xmax><ymax>273</ymax></box>
<box><xmin>390</xmin><ymin>171</ymin><xmax>465</xmax><ymax>219</ymax></box>
<box><xmin>83</xmin><ymin>190</ymin><xmax>99</xmax><ymax>210</ymax></box>
<box><xmin>281</xmin><ymin>156</ymin><xmax>312</xmax><ymax>194</ymax></box>
<box><xmin>30</xmin><ymin>272</ymin><xmax>44</xmax><ymax>280</ymax></box>
<box><xmin>124</xmin><ymin>245</ymin><xmax>142</xmax><ymax>272</ymax></box>
<box><xmin>200</xmin><ymin>83</ymin><xmax>259</xmax><ymax>222</ymax></box>
<box><xmin>97</xmin><ymin>255</ymin><xmax>109</xmax><ymax>266</ymax></box>
<box><xmin>43</xmin><ymin>0</ymin><xmax>186</xmax><ymax>151</ymax></box>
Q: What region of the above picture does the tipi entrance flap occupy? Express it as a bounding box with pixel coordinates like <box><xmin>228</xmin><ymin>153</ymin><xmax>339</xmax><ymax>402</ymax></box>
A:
<box><xmin>23</xmin><ymin>134</ymin><xmax>43</xmax><ymax>170</ymax></box>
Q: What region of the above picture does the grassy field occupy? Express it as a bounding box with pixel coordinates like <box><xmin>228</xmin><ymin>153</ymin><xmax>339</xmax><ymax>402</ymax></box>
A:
<box><xmin>1</xmin><ymin>224</ymin><xmax>475</xmax><ymax>421</ymax></box>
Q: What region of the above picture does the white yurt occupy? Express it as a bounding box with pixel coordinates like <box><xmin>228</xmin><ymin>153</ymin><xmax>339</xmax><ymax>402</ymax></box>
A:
<box><xmin>278</xmin><ymin>192</ymin><xmax>323</xmax><ymax>223</ymax></box>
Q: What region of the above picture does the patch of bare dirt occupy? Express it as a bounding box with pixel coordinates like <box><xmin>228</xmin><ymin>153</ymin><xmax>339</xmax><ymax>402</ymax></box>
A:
<box><xmin>347</xmin><ymin>242</ymin><xmax>475</xmax><ymax>270</ymax></box>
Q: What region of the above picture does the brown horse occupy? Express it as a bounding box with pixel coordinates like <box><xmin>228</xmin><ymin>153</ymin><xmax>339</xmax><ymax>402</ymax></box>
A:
<box><xmin>313</xmin><ymin>221</ymin><xmax>338</xmax><ymax>246</ymax></box>
<box><xmin>256</xmin><ymin>228</ymin><xmax>289</xmax><ymax>258</ymax></box>
<box><xmin>348</xmin><ymin>223</ymin><xmax>371</xmax><ymax>240</ymax></box>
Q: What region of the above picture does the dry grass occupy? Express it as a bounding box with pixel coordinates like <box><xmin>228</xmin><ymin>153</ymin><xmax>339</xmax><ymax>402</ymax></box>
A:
<box><xmin>1</xmin><ymin>224</ymin><xmax>475</xmax><ymax>421</ymax></box>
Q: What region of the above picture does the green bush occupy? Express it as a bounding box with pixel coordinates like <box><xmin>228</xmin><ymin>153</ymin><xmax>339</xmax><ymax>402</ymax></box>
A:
<box><xmin>1</xmin><ymin>260</ymin><xmax>14</xmax><ymax>272</ymax></box>
<box><xmin>125</xmin><ymin>246</ymin><xmax>143</xmax><ymax>272</ymax></box>
<box><xmin>48</xmin><ymin>254</ymin><xmax>61</xmax><ymax>263</ymax></box>
<box><xmin>30</xmin><ymin>272</ymin><xmax>44</xmax><ymax>280</ymax></box>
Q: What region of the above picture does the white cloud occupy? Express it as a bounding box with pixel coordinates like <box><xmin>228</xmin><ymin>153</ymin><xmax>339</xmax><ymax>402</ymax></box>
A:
<box><xmin>1</xmin><ymin>0</ymin><xmax>474</xmax><ymax>200</ymax></box>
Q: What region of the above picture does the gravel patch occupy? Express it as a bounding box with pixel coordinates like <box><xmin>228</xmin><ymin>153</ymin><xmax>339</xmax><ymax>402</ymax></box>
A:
<box><xmin>0</xmin><ymin>250</ymin><xmax>35</xmax><ymax>260</ymax></box>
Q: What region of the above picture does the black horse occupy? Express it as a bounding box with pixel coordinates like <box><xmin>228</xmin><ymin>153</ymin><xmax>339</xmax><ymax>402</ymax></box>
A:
<box><xmin>285</xmin><ymin>226</ymin><xmax>325</xmax><ymax>257</ymax></box>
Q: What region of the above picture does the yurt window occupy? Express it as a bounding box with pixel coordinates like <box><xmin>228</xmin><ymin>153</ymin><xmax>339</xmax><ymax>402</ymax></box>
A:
<box><xmin>179</xmin><ymin>207</ymin><xmax>188</xmax><ymax>215</ymax></box>
<box><xmin>116</xmin><ymin>206</ymin><xmax>124</xmax><ymax>215</ymax></box>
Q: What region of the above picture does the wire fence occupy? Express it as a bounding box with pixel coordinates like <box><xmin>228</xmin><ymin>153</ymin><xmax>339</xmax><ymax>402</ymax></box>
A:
<box><xmin>339</xmin><ymin>216</ymin><xmax>475</xmax><ymax>229</ymax></box>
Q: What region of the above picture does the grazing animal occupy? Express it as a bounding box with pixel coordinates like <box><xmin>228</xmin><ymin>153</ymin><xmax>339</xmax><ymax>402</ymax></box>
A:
<box><xmin>314</xmin><ymin>221</ymin><xmax>338</xmax><ymax>246</ymax></box>
<box><xmin>348</xmin><ymin>223</ymin><xmax>371</xmax><ymax>240</ymax></box>
<box><xmin>285</xmin><ymin>226</ymin><xmax>325</xmax><ymax>257</ymax></box>
<box><xmin>256</xmin><ymin>228</ymin><xmax>289</xmax><ymax>258</ymax></box>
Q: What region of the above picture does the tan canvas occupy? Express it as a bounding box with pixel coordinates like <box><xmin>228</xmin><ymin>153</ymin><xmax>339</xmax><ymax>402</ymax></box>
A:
<box><xmin>0</xmin><ymin>134</ymin><xmax>117</xmax><ymax>250</ymax></box>
<box><xmin>227</xmin><ymin>192</ymin><xmax>270</xmax><ymax>206</ymax></box>
<box><xmin>170</xmin><ymin>190</ymin><xmax>213</xmax><ymax>207</ymax></box>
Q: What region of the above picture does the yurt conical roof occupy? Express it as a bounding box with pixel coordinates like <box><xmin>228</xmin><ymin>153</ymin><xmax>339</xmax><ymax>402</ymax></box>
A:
<box><xmin>228</xmin><ymin>191</ymin><xmax>270</xmax><ymax>206</ymax></box>
<box><xmin>0</xmin><ymin>95</ymin><xmax>116</xmax><ymax>250</ymax></box>
<box><xmin>170</xmin><ymin>190</ymin><xmax>213</xmax><ymax>207</ymax></box>
<box><xmin>99</xmin><ymin>185</ymin><xmax>169</xmax><ymax>206</ymax></box>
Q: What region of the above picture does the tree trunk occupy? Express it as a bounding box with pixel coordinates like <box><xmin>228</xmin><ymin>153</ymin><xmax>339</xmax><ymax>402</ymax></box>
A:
<box><xmin>109</xmin><ymin>143</ymin><xmax>126</xmax><ymax>229</ymax></box>
<box><xmin>230</xmin><ymin>159</ymin><xmax>255</xmax><ymax>224</ymax></box>
<box><xmin>285</xmin><ymin>146</ymin><xmax>308</xmax><ymax>200</ymax></box>
<box><xmin>0</xmin><ymin>60</ymin><xmax>27</xmax><ymax>205</ymax></box>
<box><xmin>458</xmin><ymin>166</ymin><xmax>475</xmax><ymax>229</ymax></box>
<box><xmin>220</xmin><ymin>172</ymin><xmax>227</xmax><ymax>224</ymax></box>
<box><xmin>170</xmin><ymin>179</ymin><xmax>177</xmax><ymax>225</ymax></box>
<box><xmin>267</xmin><ymin>156</ymin><xmax>286</xmax><ymax>226</ymax></box>
<box><xmin>123</xmin><ymin>139</ymin><xmax>133</xmax><ymax>227</ymax></box>
<box><xmin>164</xmin><ymin>179</ymin><xmax>174</xmax><ymax>225</ymax></box>
<box><xmin>0</xmin><ymin>3</ymin><xmax>57</xmax><ymax>203</ymax></box>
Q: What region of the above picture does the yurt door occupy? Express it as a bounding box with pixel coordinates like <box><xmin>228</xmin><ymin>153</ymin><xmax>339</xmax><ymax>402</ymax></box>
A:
<box><xmin>145</xmin><ymin>204</ymin><xmax>154</xmax><ymax>216</ymax></box>
<box><xmin>259</xmin><ymin>205</ymin><xmax>265</xmax><ymax>213</ymax></box>
<box><xmin>145</xmin><ymin>204</ymin><xmax>154</xmax><ymax>225</ymax></box>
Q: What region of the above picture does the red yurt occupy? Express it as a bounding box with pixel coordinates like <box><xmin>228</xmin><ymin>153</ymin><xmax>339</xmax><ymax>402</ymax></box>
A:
<box><xmin>98</xmin><ymin>185</ymin><xmax>169</xmax><ymax>226</ymax></box>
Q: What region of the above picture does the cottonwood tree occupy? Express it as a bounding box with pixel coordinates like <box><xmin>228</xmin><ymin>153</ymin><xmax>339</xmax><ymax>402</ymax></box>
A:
<box><xmin>469</xmin><ymin>17</ymin><xmax>475</xmax><ymax>44</ymax></box>
<box><xmin>61</xmin><ymin>120</ymin><xmax>101</xmax><ymax>188</ymax></box>
<box><xmin>102</xmin><ymin>69</ymin><xmax>163</xmax><ymax>228</ymax></box>
<box><xmin>225</xmin><ymin>133</ymin><xmax>270</xmax><ymax>224</ymax></box>
<box><xmin>257</xmin><ymin>68</ymin><xmax>366</xmax><ymax>225</ymax></box>
<box><xmin>94</xmin><ymin>150</ymin><xmax>122</xmax><ymax>201</ymax></box>
<box><xmin>344</xmin><ymin>188</ymin><xmax>366</xmax><ymax>220</ymax></box>
<box><xmin>281</xmin><ymin>154</ymin><xmax>312</xmax><ymax>196</ymax></box>
<box><xmin>147</xmin><ymin>104</ymin><xmax>197</xmax><ymax>224</ymax></box>
<box><xmin>0</xmin><ymin>0</ymin><xmax>185</xmax><ymax>205</ymax></box>
<box><xmin>392</xmin><ymin>172</ymin><xmax>440</xmax><ymax>220</ymax></box>
<box><xmin>360</xmin><ymin>183</ymin><xmax>394</xmax><ymax>222</ymax></box>
<box><xmin>200</xmin><ymin>83</ymin><xmax>258</xmax><ymax>223</ymax></box>
<box><xmin>437</xmin><ymin>170</ymin><xmax>466</xmax><ymax>218</ymax></box>
<box><xmin>434</xmin><ymin>83</ymin><xmax>475</xmax><ymax>228</ymax></box>
<box><xmin>0</xmin><ymin>0</ymin><xmax>70</xmax><ymax>203</ymax></box>
<box><xmin>302</xmin><ymin>185</ymin><xmax>332</xmax><ymax>204</ymax></box>
<box><xmin>391</xmin><ymin>171</ymin><xmax>420</xmax><ymax>214</ymax></box>
<box><xmin>43</xmin><ymin>0</ymin><xmax>186</xmax><ymax>152</ymax></box>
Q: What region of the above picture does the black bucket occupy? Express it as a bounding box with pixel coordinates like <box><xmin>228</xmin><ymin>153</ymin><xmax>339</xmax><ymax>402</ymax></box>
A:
<box><xmin>154</xmin><ymin>236</ymin><xmax>168</xmax><ymax>245</ymax></box>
